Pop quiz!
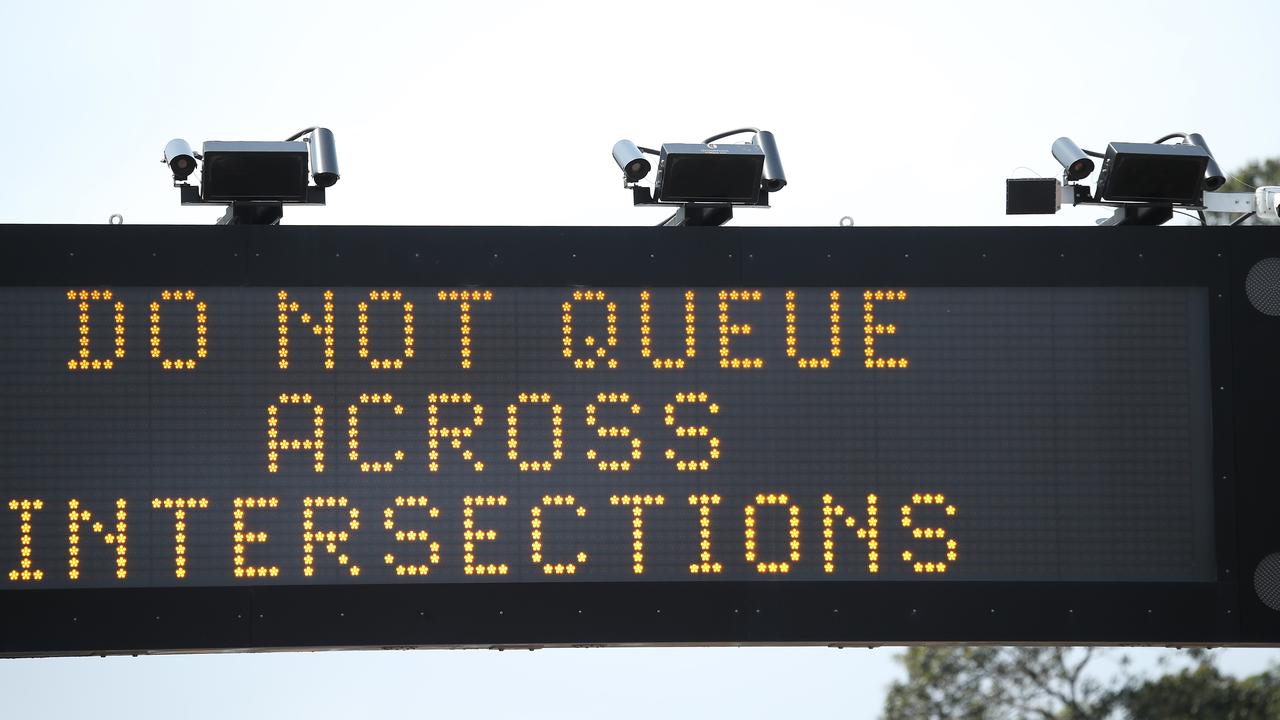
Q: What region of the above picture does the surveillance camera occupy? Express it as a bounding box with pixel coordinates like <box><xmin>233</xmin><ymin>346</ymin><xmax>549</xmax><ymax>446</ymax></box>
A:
<box><xmin>1051</xmin><ymin>137</ymin><xmax>1094</xmax><ymax>181</ymax></box>
<box><xmin>753</xmin><ymin>130</ymin><xmax>787</xmax><ymax>192</ymax></box>
<box><xmin>1187</xmin><ymin>133</ymin><xmax>1226</xmax><ymax>191</ymax></box>
<box><xmin>163</xmin><ymin>138</ymin><xmax>197</xmax><ymax>182</ymax></box>
<box><xmin>612</xmin><ymin>139</ymin><xmax>651</xmax><ymax>182</ymax></box>
<box><xmin>306</xmin><ymin>127</ymin><xmax>340</xmax><ymax>188</ymax></box>
<box><xmin>1257</xmin><ymin>186</ymin><xmax>1280</xmax><ymax>222</ymax></box>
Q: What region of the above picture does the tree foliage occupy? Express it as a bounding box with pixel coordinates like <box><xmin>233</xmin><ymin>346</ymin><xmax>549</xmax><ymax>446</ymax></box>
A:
<box><xmin>1119</xmin><ymin>657</ymin><xmax>1280</xmax><ymax>720</ymax></box>
<box><xmin>882</xmin><ymin>647</ymin><xmax>1119</xmax><ymax>720</ymax></box>
<box><xmin>1220</xmin><ymin>158</ymin><xmax>1280</xmax><ymax>194</ymax></box>
<box><xmin>881</xmin><ymin>647</ymin><xmax>1280</xmax><ymax>720</ymax></box>
<box><xmin>1207</xmin><ymin>158</ymin><xmax>1280</xmax><ymax>225</ymax></box>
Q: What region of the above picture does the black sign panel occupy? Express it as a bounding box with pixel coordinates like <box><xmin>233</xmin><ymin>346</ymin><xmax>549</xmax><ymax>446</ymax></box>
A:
<box><xmin>0</xmin><ymin>224</ymin><xmax>1277</xmax><ymax>655</ymax></box>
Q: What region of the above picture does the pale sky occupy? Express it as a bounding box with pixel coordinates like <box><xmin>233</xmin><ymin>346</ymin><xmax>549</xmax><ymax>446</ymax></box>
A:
<box><xmin>1</xmin><ymin>1</ymin><xmax>1278</xmax><ymax>717</ymax></box>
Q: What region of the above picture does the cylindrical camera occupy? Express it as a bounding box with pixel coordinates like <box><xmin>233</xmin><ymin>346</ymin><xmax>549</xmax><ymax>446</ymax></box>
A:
<box><xmin>1188</xmin><ymin>133</ymin><xmax>1226</xmax><ymax>191</ymax></box>
<box><xmin>308</xmin><ymin>127</ymin><xmax>340</xmax><ymax>188</ymax></box>
<box><xmin>163</xmin><ymin>138</ymin><xmax>197</xmax><ymax>181</ymax></box>
<box><xmin>612</xmin><ymin>139</ymin><xmax>651</xmax><ymax>182</ymax></box>
<box><xmin>754</xmin><ymin>130</ymin><xmax>787</xmax><ymax>192</ymax></box>
<box><xmin>1051</xmin><ymin>137</ymin><xmax>1094</xmax><ymax>181</ymax></box>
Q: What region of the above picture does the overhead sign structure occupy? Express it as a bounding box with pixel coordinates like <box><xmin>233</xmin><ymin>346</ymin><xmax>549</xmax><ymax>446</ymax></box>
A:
<box><xmin>0</xmin><ymin>225</ymin><xmax>1277</xmax><ymax>655</ymax></box>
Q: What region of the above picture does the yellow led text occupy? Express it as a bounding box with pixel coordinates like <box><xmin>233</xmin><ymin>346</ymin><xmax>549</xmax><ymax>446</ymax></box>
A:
<box><xmin>462</xmin><ymin>495</ymin><xmax>508</xmax><ymax>576</ymax></box>
<box><xmin>744</xmin><ymin>493</ymin><xmax>800</xmax><ymax>574</ymax></box>
<box><xmin>276</xmin><ymin>289</ymin><xmax>334</xmax><ymax>370</ymax></box>
<box><xmin>232</xmin><ymin>496</ymin><xmax>279</xmax><ymax>579</ymax></box>
<box><xmin>438</xmin><ymin>290</ymin><xmax>493</xmax><ymax>369</ymax></box>
<box><xmin>640</xmin><ymin>289</ymin><xmax>696</xmax><ymax>369</ymax></box>
<box><xmin>862</xmin><ymin>289</ymin><xmax>908</xmax><ymax>369</ymax></box>
<box><xmin>507</xmin><ymin>393</ymin><xmax>562</xmax><ymax>472</ymax></box>
<box><xmin>427</xmin><ymin>392</ymin><xmax>484</xmax><ymax>472</ymax></box>
<box><xmin>786</xmin><ymin>289</ymin><xmax>841</xmax><ymax>368</ymax></box>
<box><xmin>822</xmin><ymin>493</ymin><xmax>881</xmax><ymax>574</ymax></box>
<box><xmin>531</xmin><ymin>495</ymin><xmax>588</xmax><ymax>575</ymax></box>
<box><xmin>152</xmin><ymin>497</ymin><xmax>209</xmax><ymax>579</ymax></box>
<box><xmin>384</xmin><ymin>496</ymin><xmax>441</xmax><ymax>576</ymax></box>
<box><xmin>6</xmin><ymin>499</ymin><xmax>44</xmax><ymax>582</ymax></box>
<box><xmin>585</xmin><ymin>392</ymin><xmax>642</xmax><ymax>471</ymax></box>
<box><xmin>609</xmin><ymin>494</ymin><xmax>665</xmax><ymax>574</ymax></box>
<box><xmin>664</xmin><ymin>391</ymin><xmax>720</xmax><ymax>472</ymax></box>
<box><xmin>303</xmin><ymin>496</ymin><xmax>361</xmax><ymax>578</ymax></box>
<box><xmin>718</xmin><ymin>289</ymin><xmax>764</xmax><ymax>369</ymax></box>
<box><xmin>267</xmin><ymin>394</ymin><xmax>325</xmax><ymax>473</ymax></box>
<box><xmin>358</xmin><ymin>289</ymin><xmax>414</xmax><ymax>370</ymax></box>
<box><xmin>67</xmin><ymin>498</ymin><xmax>127</xmax><ymax>581</ymax></box>
<box><xmin>564</xmin><ymin>290</ymin><xmax>618</xmax><ymax>369</ymax></box>
<box><xmin>347</xmin><ymin>392</ymin><xmax>405</xmax><ymax>472</ymax></box>
<box><xmin>687</xmin><ymin>493</ymin><xmax>722</xmax><ymax>574</ymax></box>
<box><xmin>901</xmin><ymin>492</ymin><xmax>957</xmax><ymax>574</ymax></box>
<box><xmin>66</xmin><ymin>289</ymin><xmax>124</xmax><ymax>371</ymax></box>
<box><xmin>150</xmin><ymin>289</ymin><xmax>206</xmax><ymax>370</ymax></box>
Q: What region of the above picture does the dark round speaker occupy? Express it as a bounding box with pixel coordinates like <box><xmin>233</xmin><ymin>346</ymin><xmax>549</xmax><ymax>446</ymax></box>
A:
<box><xmin>1255</xmin><ymin>552</ymin><xmax>1280</xmax><ymax>611</ymax></box>
<box><xmin>1245</xmin><ymin>258</ymin><xmax>1280</xmax><ymax>316</ymax></box>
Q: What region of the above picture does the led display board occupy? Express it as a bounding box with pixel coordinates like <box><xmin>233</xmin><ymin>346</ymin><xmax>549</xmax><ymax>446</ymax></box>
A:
<box><xmin>1</xmin><ymin>225</ymin><xmax>1278</xmax><ymax>655</ymax></box>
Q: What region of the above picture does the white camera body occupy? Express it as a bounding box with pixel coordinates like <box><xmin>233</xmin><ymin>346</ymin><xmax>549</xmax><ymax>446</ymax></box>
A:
<box><xmin>1256</xmin><ymin>186</ymin><xmax>1280</xmax><ymax>222</ymax></box>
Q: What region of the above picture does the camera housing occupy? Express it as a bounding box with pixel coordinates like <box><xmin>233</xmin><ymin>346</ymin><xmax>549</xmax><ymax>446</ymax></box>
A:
<box><xmin>1257</xmin><ymin>187</ymin><xmax>1280</xmax><ymax>222</ymax></box>
<box><xmin>200</xmin><ymin>141</ymin><xmax>310</xmax><ymax>202</ymax></box>
<box><xmin>753</xmin><ymin>130</ymin><xmax>787</xmax><ymax>191</ymax></box>
<box><xmin>163</xmin><ymin>138</ymin><xmax>198</xmax><ymax>182</ymax></box>
<box><xmin>1187</xmin><ymin>133</ymin><xmax>1226</xmax><ymax>191</ymax></box>
<box><xmin>307</xmin><ymin>128</ymin><xmax>340</xmax><ymax>188</ymax></box>
<box><xmin>1051</xmin><ymin>137</ymin><xmax>1094</xmax><ymax>181</ymax></box>
<box><xmin>1095</xmin><ymin>142</ymin><xmax>1210</xmax><ymax>205</ymax></box>
<box><xmin>654</xmin><ymin>143</ymin><xmax>765</xmax><ymax>204</ymax></box>
<box><xmin>612</xmin><ymin>139</ymin><xmax>651</xmax><ymax>182</ymax></box>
